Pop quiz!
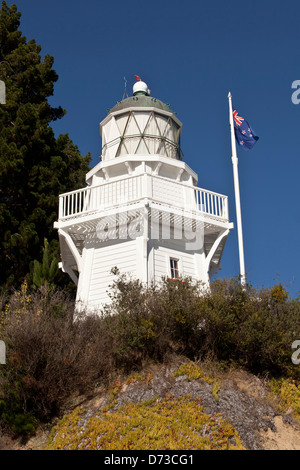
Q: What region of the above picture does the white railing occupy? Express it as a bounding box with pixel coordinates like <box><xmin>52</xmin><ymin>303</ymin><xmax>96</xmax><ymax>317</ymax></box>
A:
<box><xmin>59</xmin><ymin>175</ymin><xmax>144</xmax><ymax>219</ymax></box>
<box><xmin>195</xmin><ymin>187</ymin><xmax>228</xmax><ymax>219</ymax></box>
<box><xmin>58</xmin><ymin>174</ymin><xmax>228</xmax><ymax>222</ymax></box>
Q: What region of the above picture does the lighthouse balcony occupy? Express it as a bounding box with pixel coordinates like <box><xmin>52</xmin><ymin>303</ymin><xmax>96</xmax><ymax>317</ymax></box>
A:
<box><xmin>57</xmin><ymin>173</ymin><xmax>229</xmax><ymax>226</ymax></box>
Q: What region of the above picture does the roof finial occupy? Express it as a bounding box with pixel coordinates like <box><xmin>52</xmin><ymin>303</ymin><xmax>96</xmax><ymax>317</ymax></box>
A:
<box><xmin>133</xmin><ymin>75</ymin><xmax>150</xmax><ymax>96</ymax></box>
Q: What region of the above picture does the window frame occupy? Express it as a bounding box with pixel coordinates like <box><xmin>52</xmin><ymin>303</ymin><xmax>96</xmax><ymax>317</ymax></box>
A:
<box><xmin>169</xmin><ymin>257</ymin><xmax>180</xmax><ymax>280</ymax></box>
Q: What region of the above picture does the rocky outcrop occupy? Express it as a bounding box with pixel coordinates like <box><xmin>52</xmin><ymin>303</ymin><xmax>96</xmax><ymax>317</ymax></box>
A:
<box><xmin>1</xmin><ymin>360</ymin><xmax>299</xmax><ymax>450</ymax></box>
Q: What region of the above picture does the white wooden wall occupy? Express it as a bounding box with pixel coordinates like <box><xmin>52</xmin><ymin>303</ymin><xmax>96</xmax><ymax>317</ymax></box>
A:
<box><xmin>76</xmin><ymin>236</ymin><xmax>208</xmax><ymax>312</ymax></box>
<box><xmin>77</xmin><ymin>239</ymin><xmax>138</xmax><ymax>310</ymax></box>
<box><xmin>149</xmin><ymin>239</ymin><xmax>198</xmax><ymax>284</ymax></box>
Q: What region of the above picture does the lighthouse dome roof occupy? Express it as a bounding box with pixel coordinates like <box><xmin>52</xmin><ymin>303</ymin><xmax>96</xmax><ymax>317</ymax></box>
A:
<box><xmin>109</xmin><ymin>94</ymin><xmax>174</xmax><ymax>114</ymax></box>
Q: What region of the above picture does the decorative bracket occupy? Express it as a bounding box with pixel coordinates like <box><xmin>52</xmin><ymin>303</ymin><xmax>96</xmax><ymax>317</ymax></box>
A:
<box><xmin>58</xmin><ymin>228</ymin><xmax>83</xmax><ymax>273</ymax></box>
<box><xmin>205</xmin><ymin>229</ymin><xmax>229</xmax><ymax>275</ymax></box>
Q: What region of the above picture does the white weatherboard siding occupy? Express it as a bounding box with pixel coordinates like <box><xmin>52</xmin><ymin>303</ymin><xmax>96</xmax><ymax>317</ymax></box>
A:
<box><xmin>78</xmin><ymin>239</ymin><xmax>138</xmax><ymax>310</ymax></box>
<box><xmin>151</xmin><ymin>240</ymin><xmax>197</xmax><ymax>283</ymax></box>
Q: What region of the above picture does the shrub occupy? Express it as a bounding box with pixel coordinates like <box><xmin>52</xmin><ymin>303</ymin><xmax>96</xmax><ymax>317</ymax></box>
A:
<box><xmin>103</xmin><ymin>274</ymin><xmax>207</xmax><ymax>368</ymax></box>
<box><xmin>269</xmin><ymin>283</ymin><xmax>289</xmax><ymax>304</ymax></box>
<box><xmin>104</xmin><ymin>274</ymin><xmax>300</xmax><ymax>379</ymax></box>
<box><xmin>0</xmin><ymin>285</ymin><xmax>112</xmax><ymax>429</ymax></box>
<box><xmin>269</xmin><ymin>377</ymin><xmax>300</xmax><ymax>422</ymax></box>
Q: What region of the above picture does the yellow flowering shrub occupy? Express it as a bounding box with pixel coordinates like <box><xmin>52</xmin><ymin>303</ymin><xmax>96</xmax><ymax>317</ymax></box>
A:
<box><xmin>174</xmin><ymin>362</ymin><xmax>221</xmax><ymax>402</ymax></box>
<box><xmin>269</xmin><ymin>378</ymin><xmax>300</xmax><ymax>422</ymax></box>
<box><xmin>46</xmin><ymin>394</ymin><xmax>244</xmax><ymax>450</ymax></box>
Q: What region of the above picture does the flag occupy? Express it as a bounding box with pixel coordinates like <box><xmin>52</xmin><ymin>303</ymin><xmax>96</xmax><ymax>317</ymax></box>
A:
<box><xmin>233</xmin><ymin>108</ymin><xmax>259</xmax><ymax>151</ymax></box>
<box><xmin>135</xmin><ymin>75</ymin><xmax>142</xmax><ymax>81</ymax></box>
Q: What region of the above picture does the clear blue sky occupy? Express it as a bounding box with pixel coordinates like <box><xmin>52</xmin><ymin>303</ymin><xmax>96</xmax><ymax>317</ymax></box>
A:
<box><xmin>6</xmin><ymin>0</ymin><xmax>300</xmax><ymax>297</ymax></box>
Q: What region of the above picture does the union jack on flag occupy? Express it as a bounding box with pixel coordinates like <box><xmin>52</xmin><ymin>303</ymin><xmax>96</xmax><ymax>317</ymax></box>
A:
<box><xmin>233</xmin><ymin>108</ymin><xmax>259</xmax><ymax>151</ymax></box>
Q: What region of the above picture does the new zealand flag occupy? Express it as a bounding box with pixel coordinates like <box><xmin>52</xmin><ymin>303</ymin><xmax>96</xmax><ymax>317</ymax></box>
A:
<box><xmin>233</xmin><ymin>108</ymin><xmax>259</xmax><ymax>151</ymax></box>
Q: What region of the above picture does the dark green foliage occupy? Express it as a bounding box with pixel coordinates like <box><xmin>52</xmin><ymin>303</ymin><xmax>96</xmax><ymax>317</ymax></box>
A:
<box><xmin>0</xmin><ymin>389</ymin><xmax>37</xmax><ymax>435</ymax></box>
<box><xmin>32</xmin><ymin>238</ymin><xmax>58</xmax><ymax>289</ymax></box>
<box><xmin>196</xmin><ymin>279</ymin><xmax>296</xmax><ymax>374</ymax></box>
<box><xmin>0</xmin><ymin>1</ymin><xmax>91</xmax><ymax>289</ymax></box>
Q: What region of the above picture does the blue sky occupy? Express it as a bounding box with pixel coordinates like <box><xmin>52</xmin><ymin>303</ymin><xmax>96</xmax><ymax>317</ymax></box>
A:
<box><xmin>5</xmin><ymin>0</ymin><xmax>300</xmax><ymax>297</ymax></box>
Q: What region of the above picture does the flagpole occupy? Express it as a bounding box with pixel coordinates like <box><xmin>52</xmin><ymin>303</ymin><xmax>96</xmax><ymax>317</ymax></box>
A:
<box><xmin>228</xmin><ymin>92</ymin><xmax>246</xmax><ymax>286</ymax></box>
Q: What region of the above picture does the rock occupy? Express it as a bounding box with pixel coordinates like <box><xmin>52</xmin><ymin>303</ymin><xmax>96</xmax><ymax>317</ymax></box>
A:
<box><xmin>2</xmin><ymin>361</ymin><xmax>300</xmax><ymax>450</ymax></box>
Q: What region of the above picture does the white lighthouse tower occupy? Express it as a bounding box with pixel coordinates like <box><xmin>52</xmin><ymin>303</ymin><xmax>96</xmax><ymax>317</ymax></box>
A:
<box><xmin>54</xmin><ymin>77</ymin><xmax>233</xmax><ymax>312</ymax></box>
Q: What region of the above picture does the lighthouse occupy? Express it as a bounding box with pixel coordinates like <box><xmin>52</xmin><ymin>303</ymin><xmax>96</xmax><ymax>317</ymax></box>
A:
<box><xmin>54</xmin><ymin>77</ymin><xmax>233</xmax><ymax>312</ymax></box>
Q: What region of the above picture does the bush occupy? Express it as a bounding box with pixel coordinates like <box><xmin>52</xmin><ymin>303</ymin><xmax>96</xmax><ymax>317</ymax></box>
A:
<box><xmin>0</xmin><ymin>284</ymin><xmax>112</xmax><ymax>429</ymax></box>
<box><xmin>103</xmin><ymin>273</ymin><xmax>207</xmax><ymax>368</ymax></box>
<box><xmin>269</xmin><ymin>377</ymin><xmax>300</xmax><ymax>422</ymax></box>
<box><xmin>104</xmin><ymin>274</ymin><xmax>300</xmax><ymax>379</ymax></box>
<box><xmin>192</xmin><ymin>278</ymin><xmax>300</xmax><ymax>377</ymax></box>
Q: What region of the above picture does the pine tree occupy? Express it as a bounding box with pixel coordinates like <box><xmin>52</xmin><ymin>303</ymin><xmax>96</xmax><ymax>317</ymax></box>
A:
<box><xmin>0</xmin><ymin>2</ymin><xmax>91</xmax><ymax>289</ymax></box>
<box><xmin>32</xmin><ymin>238</ymin><xmax>58</xmax><ymax>289</ymax></box>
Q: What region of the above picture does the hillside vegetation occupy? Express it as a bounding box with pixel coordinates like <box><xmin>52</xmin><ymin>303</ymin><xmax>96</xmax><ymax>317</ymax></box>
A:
<box><xmin>0</xmin><ymin>273</ymin><xmax>299</xmax><ymax>449</ymax></box>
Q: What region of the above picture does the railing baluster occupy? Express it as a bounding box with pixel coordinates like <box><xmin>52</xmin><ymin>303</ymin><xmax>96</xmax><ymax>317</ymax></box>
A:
<box><xmin>82</xmin><ymin>189</ymin><xmax>86</xmax><ymax>212</ymax></box>
<box><xmin>207</xmin><ymin>192</ymin><xmax>210</xmax><ymax>214</ymax></box>
<box><xmin>223</xmin><ymin>197</ymin><xmax>228</xmax><ymax>218</ymax></box>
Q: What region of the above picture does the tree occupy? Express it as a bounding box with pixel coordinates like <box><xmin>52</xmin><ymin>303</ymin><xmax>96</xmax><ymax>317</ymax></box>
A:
<box><xmin>32</xmin><ymin>238</ymin><xmax>58</xmax><ymax>289</ymax></box>
<box><xmin>0</xmin><ymin>2</ymin><xmax>91</xmax><ymax>289</ymax></box>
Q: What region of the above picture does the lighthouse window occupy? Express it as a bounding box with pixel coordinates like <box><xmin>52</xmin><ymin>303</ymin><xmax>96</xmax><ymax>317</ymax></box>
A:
<box><xmin>170</xmin><ymin>258</ymin><xmax>180</xmax><ymax>279</ymax></box>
